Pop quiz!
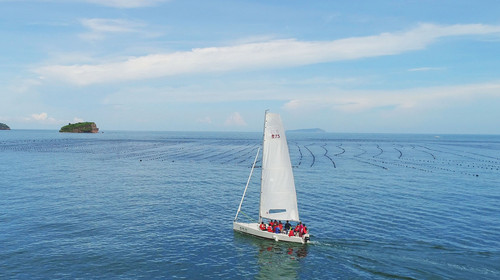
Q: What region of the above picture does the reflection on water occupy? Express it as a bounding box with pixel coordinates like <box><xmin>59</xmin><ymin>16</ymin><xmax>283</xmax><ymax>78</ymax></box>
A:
<box><xmin>234</xmin><ymin>232</ymin><xmax>308</xmax><ymax>279</ymax></box>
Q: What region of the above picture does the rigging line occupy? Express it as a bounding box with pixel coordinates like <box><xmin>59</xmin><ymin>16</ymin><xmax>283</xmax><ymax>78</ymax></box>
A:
<box><xmin>239</xmin><ymin>211</ymin><xmax>257</xmax><ymax>223</ymax></box>
<box><xmin>234</xmin><ymin>147</ymin><xmax>260</xmax><ymax>222</ymax></box>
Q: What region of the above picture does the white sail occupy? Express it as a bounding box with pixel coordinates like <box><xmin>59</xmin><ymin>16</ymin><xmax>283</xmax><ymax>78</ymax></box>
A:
<box><xmin>259</xmin><ymin>112</ymin><xmax>300</xmax><ymax>222</ymax></box>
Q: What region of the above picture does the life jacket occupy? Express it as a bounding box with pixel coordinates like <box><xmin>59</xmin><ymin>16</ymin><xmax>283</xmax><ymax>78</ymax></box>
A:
<box><xmin>259</xmin><ymin>223</ymin><xmax>266</xmax><ymax>231</ymax></box>
<box><xmin>267</xmin><ymin>226</ymin><xmax>273</xmax><ymax>232</ymax></box>
<box><xmin>295</xmin><ymin>224</ymin><xmax>302</xmax><ymax>236</ymax></box>
<box><xmin>288</xmin><ymin>229</ymin><xmax>294</xmax><ymax>237</ymax></box>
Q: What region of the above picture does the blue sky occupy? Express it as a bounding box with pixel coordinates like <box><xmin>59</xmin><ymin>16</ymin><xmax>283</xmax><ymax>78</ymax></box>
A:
<box><xmin>1</xmin><ymin>0</ymin><xmax>500</xmax><ymax>133</ymax></box>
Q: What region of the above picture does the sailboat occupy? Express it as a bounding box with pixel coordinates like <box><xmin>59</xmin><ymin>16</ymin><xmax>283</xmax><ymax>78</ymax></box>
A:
<box><xmin>233</xmin><ymin>111</ymin><xmax>310</xmax><ymax>244</ymax></box>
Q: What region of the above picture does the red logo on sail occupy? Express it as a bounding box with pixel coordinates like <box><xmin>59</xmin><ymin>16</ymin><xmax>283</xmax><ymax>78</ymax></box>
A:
<box><xmin>270</xmin><ymin>129</ymin><xmax>280</xmax><ymax>139</ymax></box>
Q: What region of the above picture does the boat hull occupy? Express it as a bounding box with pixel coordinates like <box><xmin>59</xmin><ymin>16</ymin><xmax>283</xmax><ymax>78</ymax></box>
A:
<box><xmin>233</xmin><ymin>222</ymin><xmax>310</xmax><ymax>244</ymax></box>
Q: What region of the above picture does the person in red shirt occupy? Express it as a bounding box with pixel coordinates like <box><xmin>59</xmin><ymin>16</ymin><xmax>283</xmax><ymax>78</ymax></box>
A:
<box><xmin>267</xmin><ymin>223</ymin><xmax>273</xmax><ymax>232</ymax></box>
<box><xmin>278</xmin><ymin>221</ymin><xmax>283</xmax><ymax>232</ymax></box>
<box><xmin>294</xmin><ymin>223</ymin><xmax>300</xmax><ymax>231</ymax></box>
<box><xmin>295</xmin><ymin>222</ymin><xmax>304</xmax><ymax>237</ymax></box>
<box><xmin>301</xmin><ymin>224</ymin><xmax>308</xmax><ymax>236</ymax></box>
<box><xmin>288</xmin><ymin>228</ymin><xmax>295</xmax><ymax>237</ymax></box>
<box><xmin>259</xmin><ymin>222</ymin><xmax>266</xmax><ymax>231</ymax></box>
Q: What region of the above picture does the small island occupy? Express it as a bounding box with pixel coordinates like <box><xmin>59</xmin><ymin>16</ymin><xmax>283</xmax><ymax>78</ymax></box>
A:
<box><xmin>0</xmin><ymin>123</ymin><xmax>10</xmax><ymax>130</ymax></box>
<box><xmin>59</xmin><ymin>122</ymin><xmax>99</xmax><ymax>133</ymax></box>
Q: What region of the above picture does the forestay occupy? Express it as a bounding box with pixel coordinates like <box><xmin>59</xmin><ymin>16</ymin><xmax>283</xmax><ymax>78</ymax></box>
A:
<box><xmin>260</xmin><ymin>112</ymin><xmax>300</xmax><ymax>222</ymax></box>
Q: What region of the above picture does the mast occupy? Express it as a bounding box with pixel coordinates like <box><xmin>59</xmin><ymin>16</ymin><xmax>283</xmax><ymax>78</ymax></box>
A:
<box><xmin>259</xmin><ymin>110</ymin><xmax>269</xmax><ymax>223</ymax></box>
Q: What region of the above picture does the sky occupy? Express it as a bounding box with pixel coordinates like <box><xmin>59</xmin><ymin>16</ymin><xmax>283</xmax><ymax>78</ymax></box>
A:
<box><xmin>1</xmin><ymin>0</ymin><xmax>500</xmax><ymax>133</ymax></box>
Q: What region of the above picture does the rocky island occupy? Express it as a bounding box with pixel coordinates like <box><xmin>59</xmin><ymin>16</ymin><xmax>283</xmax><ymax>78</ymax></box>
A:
<box><xmin>59</xmin><ymin>122</ymin><xmax>99</xmax><ymax>133</ymax></box>
<box><xmin>0</xmin><ymin>123</ymin><xmax>10</xmax><ymax>130</ymax></box>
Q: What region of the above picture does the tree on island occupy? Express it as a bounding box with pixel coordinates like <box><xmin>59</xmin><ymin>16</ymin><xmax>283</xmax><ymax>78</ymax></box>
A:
<box><xmin>0</xmin><ymin>123</ymin><xmax>10</xmax><ymax>130</ymax></box>
<box><xmin>59</xmin><ymin>122</ymin><xmax>99</xmax><ymax>133</ymax></box>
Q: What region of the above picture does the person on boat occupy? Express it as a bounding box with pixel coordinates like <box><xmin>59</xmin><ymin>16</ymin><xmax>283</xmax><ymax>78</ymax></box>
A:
<box><xmin>259</xmin><ymin>222</ymin><xmax>267</xmax><ymax>231</ymax></box>
<box><xmin>297</xmin><ymin>224</ymin><xmax>307</xmax><ymax>237</ymax></box>
<box><xmin>302</xmin><ymin>225</ymin><xmax>308</xmax><ymax>236</ymax></box>
<box><xmin>295</xmin><ymin>222</ymin><xmax>303</xmax><ymax>236</ymax></box>
<box><xmin>274</xmin><ymin>225</ymin><xmax>281</xmax><ymax>234</ymax></box>
<box><xmin>288</xmin><ymin>228</ymin><xmax>295</xmax><ymax>237</ymax></box>
<box><xmin>267</xmin><ymin>223</ymin><xmax>273</xmax><ymax>232</ymax></box>
<box><xmin>278</xmin><ymin>221</ymin><xmax>283</xmax><ymax>232</ymax></box>
<box><xmin>284</xmin><ymin>221</ymin><xmax>291</xmax><ymax>232</ymax></box>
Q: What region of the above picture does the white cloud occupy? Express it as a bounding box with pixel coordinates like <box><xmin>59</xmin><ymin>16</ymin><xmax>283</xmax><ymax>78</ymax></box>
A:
<box><xmin>32</xmin><ymin>112</ymin><xmax>48</xmax><ymax>120</ymax></box>
<box><xmin>79</xmin><ymin>18</ymin><xmax>149</xmax><ymax>41</ymax></box>
<box><xmin>19</xmin><ymin>113</ymin><xmax>83</xmax><ymax>126</ymax></box>
<box><xmin>81</xmin><ymin>18</ymin><xmax>143</xmax><ymax>33</ymax></box>
<box><xmin>35</xmin><ymin>23</ymin><xmax>500</xmax><ymax>86</ymax></box>
<box><xmin>224</xmin><ymin>112</ymin><xmax>247</xmax><ymax>127</ymax></box>
<box><xmin>196</xmin><ymin>116</ymin><xmax>212</xmax><ymax>124</ymax></box>
<box><xmin>283</xmin><ymin>81</ymin><xmax>500</xmax><ymax>114</ymax></box>
<box><xmin>100</xmin><ymin>83</ymin><xmax>283</xmax><ymax>106</ymax></box>
<box><xmin>25</xmin><ymin>112</ymin><xmax>60</xmax><ymax>124</ymax></box>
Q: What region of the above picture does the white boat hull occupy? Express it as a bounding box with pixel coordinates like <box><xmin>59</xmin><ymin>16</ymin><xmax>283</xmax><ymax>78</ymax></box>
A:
<box><xmin>233</xmin><ymin>222</ymin><xmax>310</xmax><ymax>244</ymax></box>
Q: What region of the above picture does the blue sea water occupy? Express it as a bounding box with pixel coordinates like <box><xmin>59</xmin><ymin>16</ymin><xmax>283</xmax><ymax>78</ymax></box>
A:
<box><xmin>1</xmin><ymin>130</ymin><xmax>499</xmax><ymax>279</ymax></box>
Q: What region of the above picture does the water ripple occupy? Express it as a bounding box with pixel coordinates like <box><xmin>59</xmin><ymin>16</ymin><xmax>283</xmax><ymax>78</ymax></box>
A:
<box><xmin>1</xmin><ymin>131</ymin><xmax>499</xmax><ymax>279</ymax></box>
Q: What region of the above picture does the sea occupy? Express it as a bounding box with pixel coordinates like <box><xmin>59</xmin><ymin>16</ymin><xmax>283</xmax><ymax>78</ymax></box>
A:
<box><xmin>1</xmin><ymin>130</ymin><xmax>499</xmax><ymax>279</ymax></box>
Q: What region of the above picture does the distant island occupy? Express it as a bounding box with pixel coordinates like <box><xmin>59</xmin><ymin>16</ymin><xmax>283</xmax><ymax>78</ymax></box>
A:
<box><xmin>59</xmin><ymin>122</ymin><xmax>99</xmax><ymax>133</ymax></box>
<box><xmin>287</xmin><ymin>128</ymin><xmax>325</xmax><ymax>133</ymax></box>
<box><xmin>0</xmin><ymin>123</ymin><xmax>10</xmax><ymax>130</ymax></box>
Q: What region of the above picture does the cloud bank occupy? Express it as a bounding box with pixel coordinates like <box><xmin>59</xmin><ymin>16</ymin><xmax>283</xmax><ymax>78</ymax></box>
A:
<box><xmin>35</xmin><ymin>23</ymin><xmax>500</xmax><ymax>85</ymax></box>
<box><xmin>24</xmin><ymin>112</ymin><xmax>59</xmax><ymax>124</ymax></box>
<box><xmin>283</xmin><ymin>81</ymin><xmax>500</xmax><ymax>113</ymax></box>
<box><xmin>225</xmin><ymin>112</ymin><xmax>247</xmax><ymax>127</ymax></box>
<box><xmin>79</xmin><ymin>18</ymin><xmax>147</xmax><ymax>40</ymax></box>
<box><xmin>81</xmin><ymin>18</ymin><xmax>144</xmax><ymax>33</ymax></box>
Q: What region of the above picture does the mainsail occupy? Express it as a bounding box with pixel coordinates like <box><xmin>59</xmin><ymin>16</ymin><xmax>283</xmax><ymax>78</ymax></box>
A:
<box><xmin>259</xmin><ymin>112</ymin><xmax>300</xmax><ymax>222</ymax></box>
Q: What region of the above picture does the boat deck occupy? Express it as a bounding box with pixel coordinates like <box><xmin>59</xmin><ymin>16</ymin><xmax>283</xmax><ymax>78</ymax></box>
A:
<box><xmin>233</xmin><ymin>222</ymin><xmax>310</xmax><ymax>244</ymax></box>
